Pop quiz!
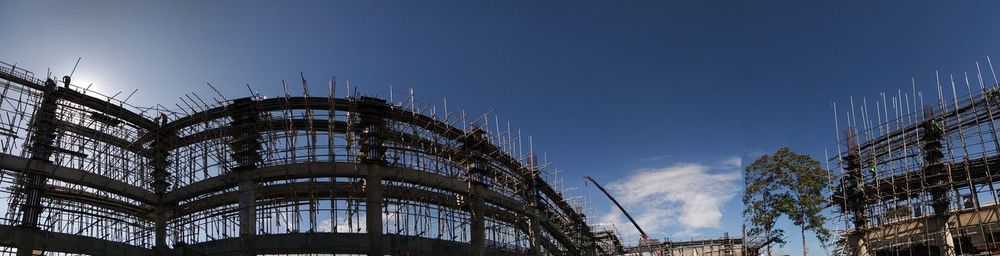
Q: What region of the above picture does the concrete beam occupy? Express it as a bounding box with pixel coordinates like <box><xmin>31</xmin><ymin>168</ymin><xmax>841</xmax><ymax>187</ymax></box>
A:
<box><xmin>0</xmin><ymin>153</ymin><xmax>156</xmax><ymax>204</ymax></box>
<box><xmin>182</xmin><ymin>232</ymin><xmax>525</xmax><ymax>256</ymax></box>
<box><xmin>163</xmin><ymin>162</ymin><xmax>468</xmax><ymax>204</ymax></box>
<box><xmin>0</xmin><ymin>225</ymin><xmax>152</xmax><ymax>256</ymax></box>
<box><xmin>44</xmin><ymin>185</ymin><xmax>148</xmax><ymax>217</ymax></box>
<box><xmin>0</xmin><ymin>72</ymin><xmax>158</xmax><ymax>149</ymax></box>
<box><xmin>55</xmin><ymin>87</ymin><xmax>158</xmax><ymax>130</ymax></box>
<box><xmin>163</xmin><ymin>161</ymin><xmax>580</xmax><ymax>253</ymax></box>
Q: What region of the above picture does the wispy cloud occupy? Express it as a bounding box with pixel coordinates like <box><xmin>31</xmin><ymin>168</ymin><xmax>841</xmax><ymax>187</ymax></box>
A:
<box><xmin>601</xmin><ymin>159</ymin><xmax>742</xmax><ymax>239</ymax></box>
<box><xmin>722</xmin><ymin>156</ymin><xmax>742</xmax><ymax>168</ymax></box>
<box><xmin>640</xmin><ymin>154</ymin><xmax>672</xmax><ymax>162</ymax></box>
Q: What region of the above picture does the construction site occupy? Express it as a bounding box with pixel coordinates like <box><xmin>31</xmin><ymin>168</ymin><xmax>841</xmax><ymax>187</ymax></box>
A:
<box><xmin>0</xmin><ymin>60</ymin><xmax>759</xmax><ymax>256</ymax></box>
<box><xmin>831</xmin><ymin>58</ymin><xmax>1000</xmax><ymax>256</ymax></box>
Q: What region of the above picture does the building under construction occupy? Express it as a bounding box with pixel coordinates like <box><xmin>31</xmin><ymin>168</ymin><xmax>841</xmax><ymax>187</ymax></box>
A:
<box><xmin>832</xmin><ymin>58</ymin><xmax>1000</xmax><ymax>256</ymax></box>
<box><xmin>625</xmin><ymin>235</ymin><xmax>750</xmax><ymax>256</ymax></box>
<box><xmin>0</xmin><ymin>60</ymin><xmax>757</xmax><ymax>256</ymax></box>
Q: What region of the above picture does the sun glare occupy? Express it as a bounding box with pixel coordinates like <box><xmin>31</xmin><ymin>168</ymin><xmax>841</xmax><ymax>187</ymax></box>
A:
<box><xmin>66</xmin><ymin>72</ymin><xmax>110</xmax><ymax>96</ymax></box>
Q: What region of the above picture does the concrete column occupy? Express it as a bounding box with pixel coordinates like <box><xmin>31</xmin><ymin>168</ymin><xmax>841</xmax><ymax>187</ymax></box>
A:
<box><xmin>846</xmin><ymin>232</ymin><xmax>870</xmax><ymax>256</ymax></box>
<box><xmin>354</xmin><ymin>97</ymin><xmax>386</xmax><ymax>256</ymax></box>
<box><xmin>226</xmin><ymin>97</ymin><xmax>264</xmax><ymax>256</ymax></box>
<box><xmin>921</xmin><ymin>108</ymin><xmax>954</xmax><ymax>256</ymax></box>
<box><xmin>238</xmin><ymin>177</ymin><xmax>257</xmax><ymax>256</ymax></box>
<box><xmin>525</xmin><ymin>165</ymin><xmax>543</xmax><ymax>255</ymax></box>
<box><xmin>529</xmin><ymin>215</ymin><xmax>543</xmax><ymax>255</ymax></box>
<box><xmin>943</xmin><ymin>221</ymin><xmax>956</xmax><ymax>256</ymax></box>
<box><xmin>460</xmin><ymin>129</ymin><xmax>490</xmax><ymax>256</ymax></box>
<box><xmin>925</xmin><ymin>216</ymin><xmax>956</xmax><ymax>256</ymax></box>
<box><xmin>17</xmin><ymin>79</ymin><xmax>59</xmax><ymax>256</ymax></box>
<box><xmin>20</xmin><ymin>174</ymin><xmax>45</xmax><ymax>228</ymax></box>
<box><xmin>470</xmin><ymin>181</ymin><xmax>487</xmax><ymax>256</ymax></box>
<box><xmin>154</xmin><ymin>212</ymin><xmax>167</xmax><ymax>249</ymax></box>
<box><xmin>15</xmin><ymin>218</ymin><xmax>39</xmax><ymax>256</ymax></box>
<box><xmin>150</xmin><ymin>126</ymin><xmax>172</xmax><ymax>254</ymax></box>
<box><xmin>366</xmin><ymin>171</ymin><xmax>383</xmax><ymax>256</ymax></box>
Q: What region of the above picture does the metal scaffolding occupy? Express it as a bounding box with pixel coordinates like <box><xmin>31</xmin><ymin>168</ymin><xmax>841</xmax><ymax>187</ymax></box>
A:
<box><xmin>0</xmin><ymin>60</ymin><xmax>614</xmax><ymax>256</ymax></box>
<box><xmin>831</xmin><ymin>57</ymin><xmax>1000</xmax><ymax>256</ymax></box>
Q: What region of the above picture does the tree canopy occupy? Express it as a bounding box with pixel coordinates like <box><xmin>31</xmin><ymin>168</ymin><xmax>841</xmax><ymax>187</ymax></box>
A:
<box><xmin>744</xmin><ymin>147</ymin><xmax>832</xmax><ymax>256</ymax></box>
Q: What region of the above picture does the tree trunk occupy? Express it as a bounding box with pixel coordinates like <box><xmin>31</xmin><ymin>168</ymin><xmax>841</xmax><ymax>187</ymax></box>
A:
<box><xmin>766</xmin><ymin>229</ymin><xmax>772</xmax><ymax>256</ymax></box>
<box><xmin>801</xmin><ymin>226</ymin><xmax>807</xmax><ymax>256</ymax></box>
<box><xmin>764</xmin><ymin>227</ymin><xmax>771</xmax><ymax>256</ymax></box>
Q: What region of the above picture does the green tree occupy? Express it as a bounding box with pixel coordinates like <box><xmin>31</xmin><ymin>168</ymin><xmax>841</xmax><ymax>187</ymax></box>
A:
<box><xmin>774</xmin><ymin>148</ymin><xmax>832</xmax><ymax>256</ymax></box>
<box><xmin>745</xmin><ymin>147</ymin><xmax>832</xmax><ymax>256</ymax></box>
<box><xmin>744</xmin><ymin>153</ymin><xmax>786</xmax><ymax>256</ymax></box>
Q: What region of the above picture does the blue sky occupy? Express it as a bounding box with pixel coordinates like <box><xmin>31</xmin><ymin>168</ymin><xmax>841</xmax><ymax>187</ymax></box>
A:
<box><xmin>3</xmin><ymin>1</ymin><xmax>1000</xmax><ymax>254</ymax></box>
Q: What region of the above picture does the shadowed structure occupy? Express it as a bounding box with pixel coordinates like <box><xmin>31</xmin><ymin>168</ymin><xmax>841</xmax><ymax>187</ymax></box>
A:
<box><xmin>0</xmin><ymin>61</ymin><xmax>614</xmax><ymax>256</ymax></box>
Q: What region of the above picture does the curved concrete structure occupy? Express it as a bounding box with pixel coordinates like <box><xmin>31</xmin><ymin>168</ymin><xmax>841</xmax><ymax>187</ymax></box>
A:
<box><xmin>0</xmin><ymin>62</ymin><xmax>611</xmax><ymax>256</ymax></box>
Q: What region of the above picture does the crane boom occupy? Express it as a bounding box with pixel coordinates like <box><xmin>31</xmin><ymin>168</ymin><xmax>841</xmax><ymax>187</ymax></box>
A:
<box><xmin>585</xmin><ymin>175</ymin><xmax>649</xmax><ymax>240</ymax></box>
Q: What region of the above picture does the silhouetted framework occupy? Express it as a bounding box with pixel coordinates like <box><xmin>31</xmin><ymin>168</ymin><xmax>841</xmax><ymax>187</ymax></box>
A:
<box><xmin>616</xmin><ymin>233</ymin><xmax>755</xmax><ymax>256</ymax></box>
<box><xmin>831</xmin><ymin>57</ymin><xmax>1000</xmax><ymax>256</ymax></box>
<box><xmin>0</xmin><ymin>60</ymin><xmax>621</xmax><ymax>256</ymax></box>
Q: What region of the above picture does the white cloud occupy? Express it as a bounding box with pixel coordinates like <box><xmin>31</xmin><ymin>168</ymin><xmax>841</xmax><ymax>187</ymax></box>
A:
<box><xmin>318</xmin><ymin>216</ymin><xmax>367</xmax><ymax>233</ymax></box>
<box><xmin>315</xmin><ymin>205</ymin><xmax>397</xmax><ymax>233</ymax></box>
<box><xmin>722</xmin><ymin>156</ymin><xmax>742</xmax><ymax>168</ymax></box>
<box><xmin>601</xmin><ymin>160</ymin><xmax>741</xmax><ymax>239</ymax></box>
